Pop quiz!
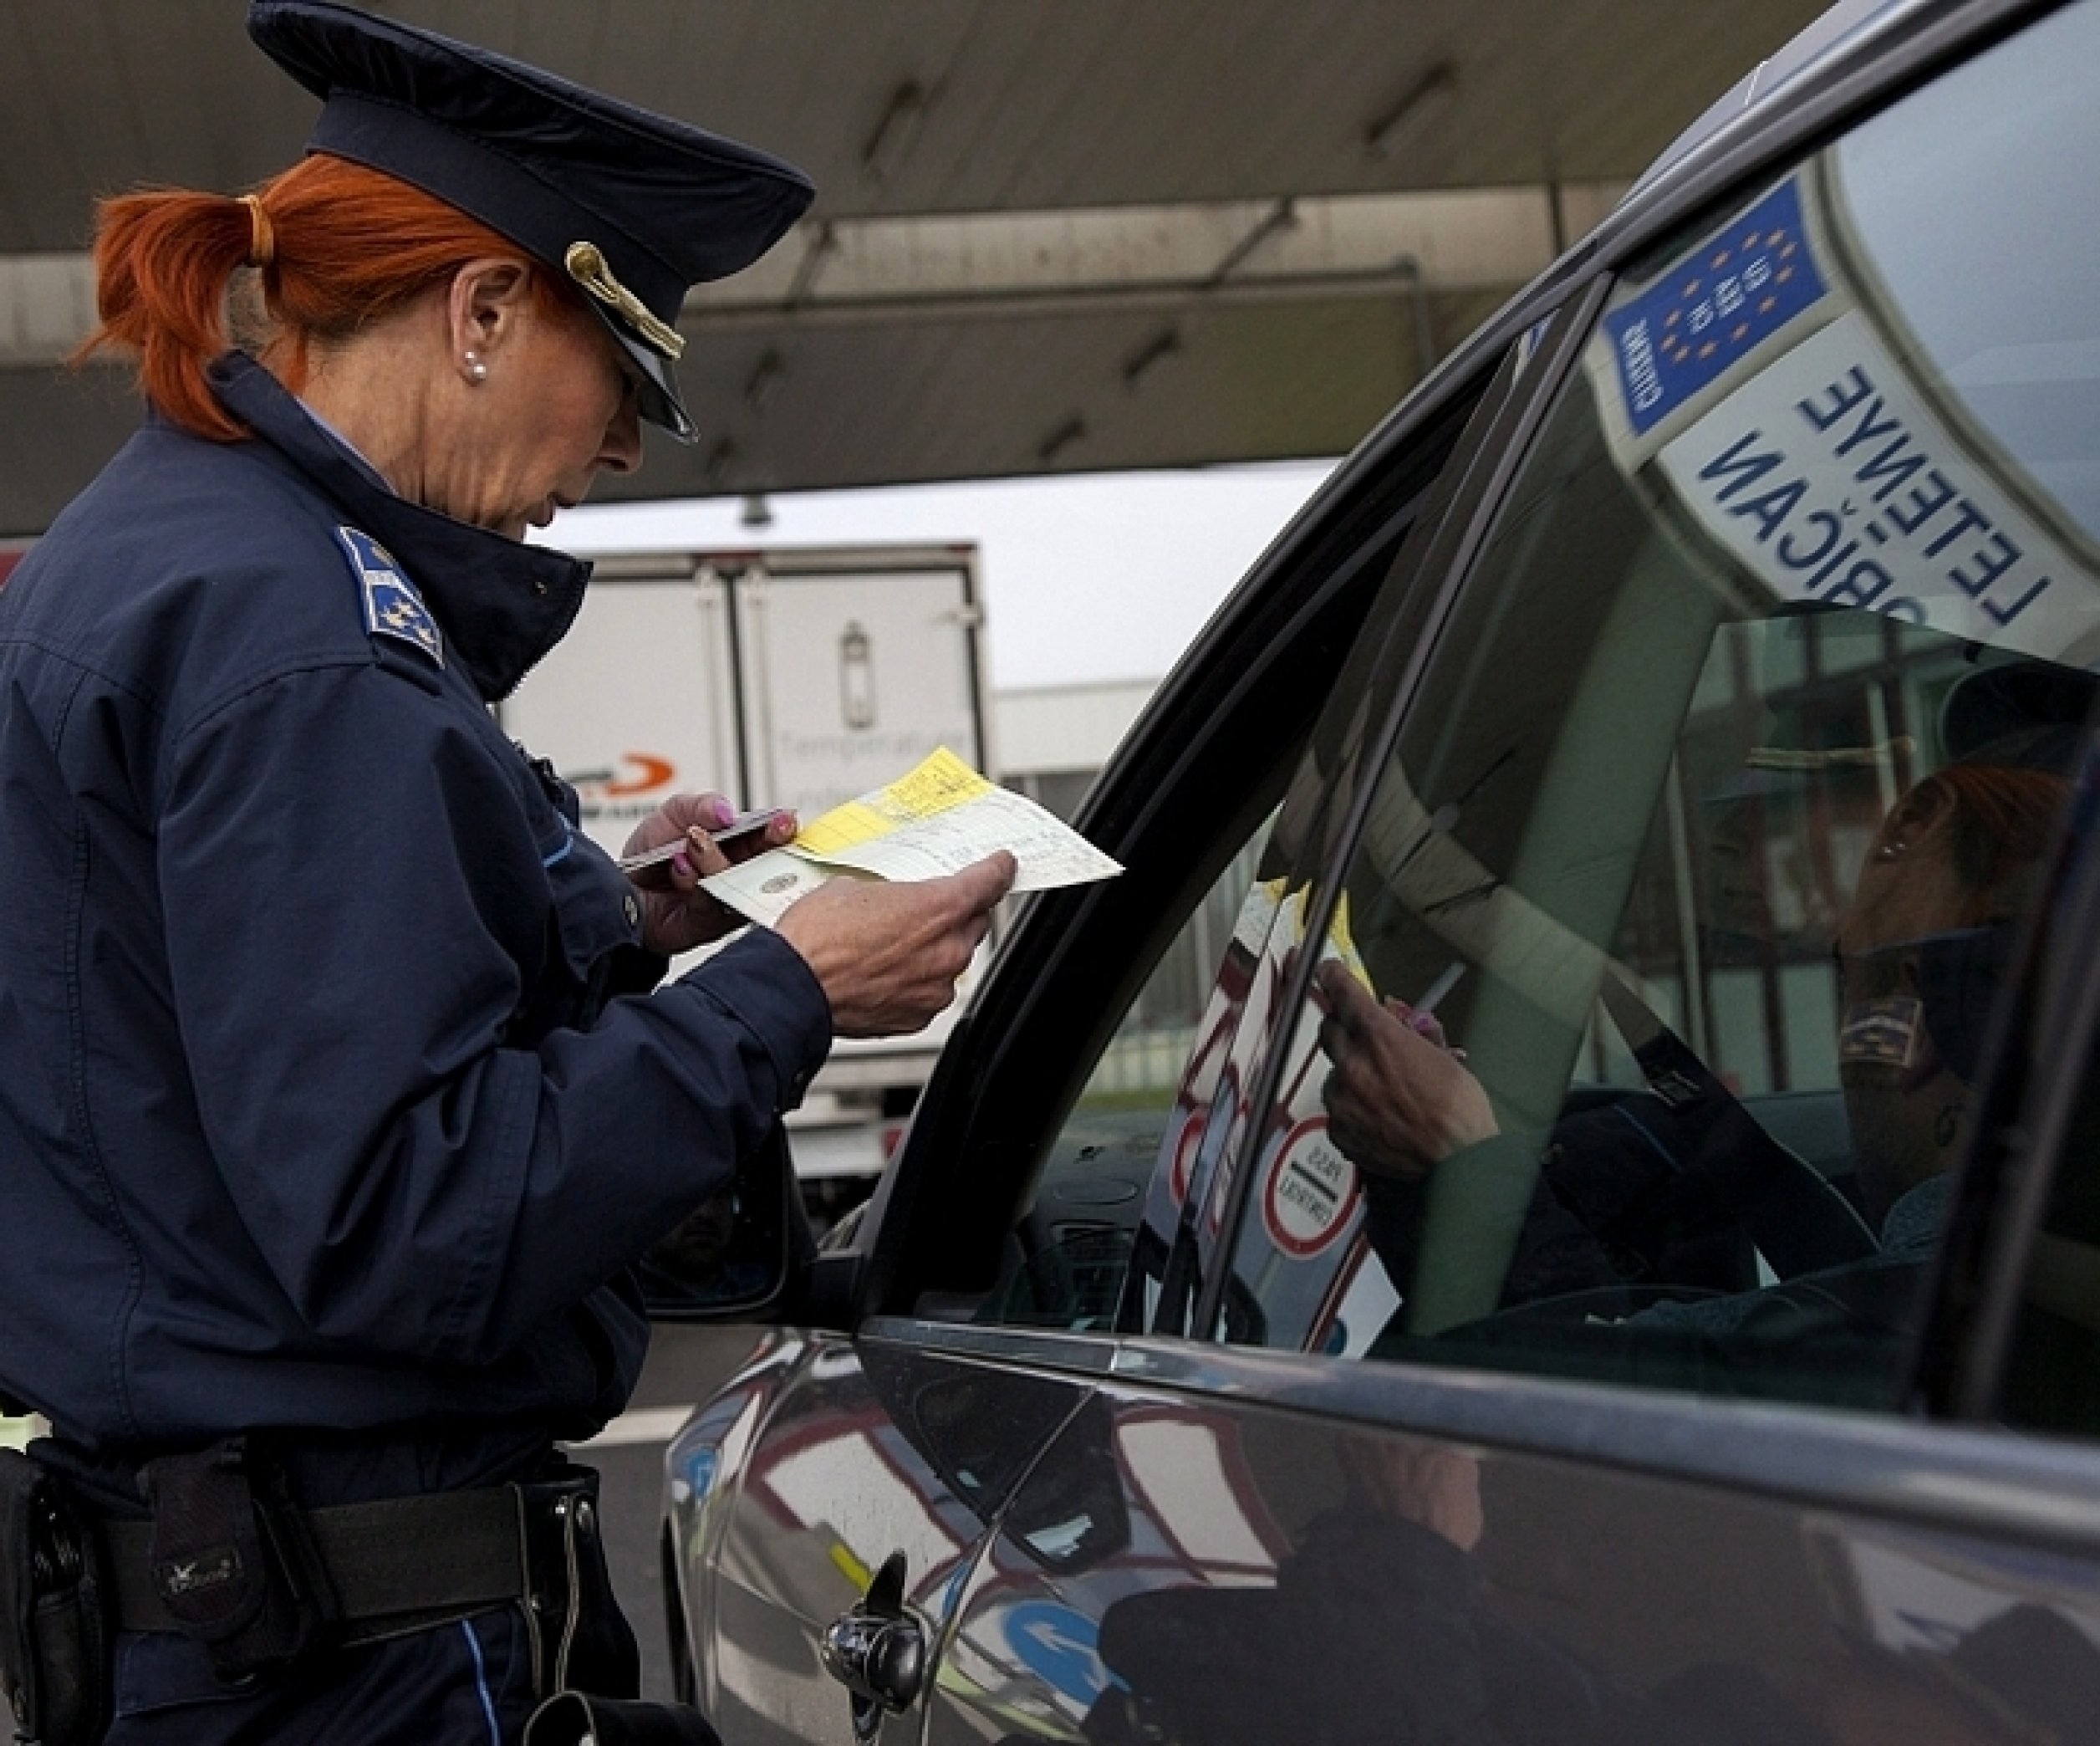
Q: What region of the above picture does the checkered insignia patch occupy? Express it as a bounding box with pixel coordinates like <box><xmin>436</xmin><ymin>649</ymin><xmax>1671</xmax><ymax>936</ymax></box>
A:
<box><xmin>337</xmin><ymin>527</ymin><xmax>443</xmax><ymax>668</ymax></box>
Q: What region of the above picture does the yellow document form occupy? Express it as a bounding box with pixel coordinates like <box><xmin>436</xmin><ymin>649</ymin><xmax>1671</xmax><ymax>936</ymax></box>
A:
<box><xmin>703</xmin><ymin>748</ymin><xmax>1123</xmax><ymax>927</ymax></box>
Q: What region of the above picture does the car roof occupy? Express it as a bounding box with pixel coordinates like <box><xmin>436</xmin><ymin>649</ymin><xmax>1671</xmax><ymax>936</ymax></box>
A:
<box><xmin>1627</xmin><ymin>0</ymin><xmax>1930</xmax><ymax>200</ymax></box>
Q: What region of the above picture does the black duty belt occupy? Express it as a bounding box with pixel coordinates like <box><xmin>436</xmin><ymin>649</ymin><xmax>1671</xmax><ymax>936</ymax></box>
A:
<box><xmin>11</xmin><ymin>1449</ymin><xmax>639</xmax><ymax>1736</ymax></box>
<box><xmin>101</xmin><ymin>1484</ymin><xmax>526</xmax><ymax>1641</ymax></box>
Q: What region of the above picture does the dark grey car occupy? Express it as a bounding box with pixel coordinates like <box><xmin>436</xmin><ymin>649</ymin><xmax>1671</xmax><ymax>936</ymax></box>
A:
<box><xmin>656</xmin><ymin>1</ymin><xmax>2100</xmax><ymax>1738</ymax></box>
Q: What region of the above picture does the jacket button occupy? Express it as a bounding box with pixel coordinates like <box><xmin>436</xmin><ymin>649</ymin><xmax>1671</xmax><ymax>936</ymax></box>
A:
<box><xmin>623</xmin><ymin>893</ymin><xmax>640</xmax><ymax>927</ymax></box>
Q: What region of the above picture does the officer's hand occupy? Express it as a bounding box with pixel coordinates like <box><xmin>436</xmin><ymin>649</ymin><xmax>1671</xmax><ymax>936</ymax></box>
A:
<box><xmin>623</xmin><ymin>792</ymin><xmax>799</xmax><ymax>957</ymax></box>
<box><xmin>1316</xmin><ymin>962</ymin><xmax>1497</xmax><ymax>1180</ymax></box>
<box><xmin>776</xmin><ymin>853</ymin><xmax>1017</xmax><ymax>1038</ymax></box>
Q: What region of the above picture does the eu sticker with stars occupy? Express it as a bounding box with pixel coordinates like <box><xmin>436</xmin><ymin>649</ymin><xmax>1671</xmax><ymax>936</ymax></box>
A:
<box><xmin>1602</xmin><ymin>172</ymin><xmax>1833</xmax><ymax>443</ymax></box>
<box><xmin>337</xmin><ymin>526</ymin><xmax>445</xmax><ymax>668</ymax></box>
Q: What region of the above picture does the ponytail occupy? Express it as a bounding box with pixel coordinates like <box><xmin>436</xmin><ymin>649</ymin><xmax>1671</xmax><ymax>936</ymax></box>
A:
<box><xmin>74</xmin><ymin>155</ymin><xmax>572</xmax><ymax>442</ymax></box>
<box><xmin>77</xmin><ymin>189</ymin><xmax>257</xmax><ymax>441</ymax></box>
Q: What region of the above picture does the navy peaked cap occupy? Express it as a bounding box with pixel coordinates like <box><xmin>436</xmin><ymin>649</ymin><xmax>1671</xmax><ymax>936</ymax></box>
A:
<box><xmin>1941</xmin><ymin>659</ymin><xmax>2097</xmax><ymax>774</ymax></box>
<box><xmin>247</xmin><ymin>1</ymin><xmax>816</xmax><ymax>442</ymax></box>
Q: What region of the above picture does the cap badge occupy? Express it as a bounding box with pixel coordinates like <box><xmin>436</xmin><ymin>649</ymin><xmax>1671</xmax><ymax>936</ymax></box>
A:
<box><xmin>564</xmin><ymin>241</ymin><xmax>686</xmax><ymax>360</ymax></box>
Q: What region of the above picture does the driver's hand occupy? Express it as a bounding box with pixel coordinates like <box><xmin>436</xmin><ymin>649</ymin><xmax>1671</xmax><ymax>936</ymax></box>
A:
<box><xmin>1315</xmin><ymin>962</ymin><xmax>1498</xmax><ymax>1179</ymax></box>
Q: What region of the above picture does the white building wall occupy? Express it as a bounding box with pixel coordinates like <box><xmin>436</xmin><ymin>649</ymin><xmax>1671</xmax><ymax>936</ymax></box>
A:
<box><xmin>992</xmin><ymin>677</ymin><xmax>1159</xmax><ymax>778</ymax></box>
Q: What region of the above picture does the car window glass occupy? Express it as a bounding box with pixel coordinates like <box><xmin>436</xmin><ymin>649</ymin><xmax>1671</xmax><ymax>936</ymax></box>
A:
<box><xmin>976</xmin><ymin>824</ymin><xmax>1272</xmax><ymax>1331</ymax></box>
<box><xmin>969</xmin><ymin>322</ymin><xmax>1565</xmax><ymax>1339</ymax></box>
<box><xmin>1222</xmin><ymin>3</ymin><xmax>2099</xmax><ymax>1408</ymax></box>
<box><xmin>2002</xmin><ymin>1042</ymin><xmax>2100</xmax><ymax>1439</ymax></box>
<box><xmin>1832</xmin><ymin>10</ymin><xmax>2100</xmax><ymax>546</ymax></box>
<box><xmin>1120</xmin><ymin>824</ymin><xmax>1338</xmax><ymax>1345</ymax></box>
<box><xmin>1119</xmin><ymin>337</ymin><xmax>1571</xmax><ymax>1346</ymax></box>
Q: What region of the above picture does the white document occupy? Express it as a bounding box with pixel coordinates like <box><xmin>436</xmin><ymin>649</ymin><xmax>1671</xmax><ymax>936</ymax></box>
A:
<box><xmin>703</xmin><ymin>747</ymin><xmax>1122</xmax><ymax>927</ymax></box>
<box><xmin>697</xmin><ymin>853</ymin><xmax>855</xmax><ymax>929</ymax></box>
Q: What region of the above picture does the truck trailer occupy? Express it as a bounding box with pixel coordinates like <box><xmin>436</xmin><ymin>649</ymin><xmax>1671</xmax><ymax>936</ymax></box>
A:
<box><xmin>499</xmin><ymin>542</ymin><xmax>991</xmax><ymax>1218</ymax></box>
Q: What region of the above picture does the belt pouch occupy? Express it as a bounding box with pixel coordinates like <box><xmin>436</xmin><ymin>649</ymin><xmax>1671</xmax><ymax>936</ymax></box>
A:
<box><xmin>0</xmin><ymin>1447</ymin><xmax>111</xmax><ymax>1746</ymax></box>
<box><xmin>515</xmin><ymin>1466</ymin><xmax>640</xmax><ymax>1703</ymax></box>
<box><xmin>139</xmin><ymin>1438</ymin><xmax>338</xmax><ymax>1685</ymax></box>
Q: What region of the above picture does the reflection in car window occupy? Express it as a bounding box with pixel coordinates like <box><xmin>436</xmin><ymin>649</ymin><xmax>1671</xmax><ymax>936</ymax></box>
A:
<box><xmin>971</xmin><ymin>327</ymin><xmax>1546</xmax><ymax>1339</ymax></box>
<box><xmin>2006</xmin><ymin>1020</ymin><xmax>2100</xmax><ymax>1439</ymax></box>
<box><xmin>1833</xmin><ymin>11</ymin><xmax>2100</xmax><ymax>545</ymax></box>
<box><xmin>978</xmin><ymin>827</ymin><xmax>1272</xmax><ymax>1331</ymax></box>
<box><xmin>1119</xmin><ymin>339</ymin><xmax>1562</xmax><ymax>1347</ymax></box>
<box><xmin>1226</xmin><ymin>3</ymin><xmax>2098</xmax><ymax>1408</ymax></box>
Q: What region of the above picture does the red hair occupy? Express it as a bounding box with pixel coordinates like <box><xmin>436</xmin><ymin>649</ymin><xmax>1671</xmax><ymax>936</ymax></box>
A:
<box><xmin>1924</xmin><ymin>762</ymin><xmax>2069</xmax><ymax>922</ymax></box>
<box><xmin>76</xmin><ymin>154</ymin><xmax>571</xmax><ymax>442</ymax></box>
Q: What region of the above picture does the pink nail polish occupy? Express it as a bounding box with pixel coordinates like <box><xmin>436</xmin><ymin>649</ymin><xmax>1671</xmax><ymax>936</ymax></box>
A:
<box><xmin>673</xmin><ymin>853</ymin><xmax>695</xmax><ymax>878</ymax></box>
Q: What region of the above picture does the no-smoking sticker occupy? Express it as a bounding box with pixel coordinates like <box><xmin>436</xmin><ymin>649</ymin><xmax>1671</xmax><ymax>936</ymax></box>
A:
<box><xmin>1260</xmin><ymin>1116</ymin><xmax>1358</xmax><ymax>1258</ymax></box>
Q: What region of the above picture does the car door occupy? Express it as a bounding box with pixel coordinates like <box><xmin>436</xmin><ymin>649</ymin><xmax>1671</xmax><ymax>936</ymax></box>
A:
<box><xmin>662</xmin><ymin>283</ymin><xmax>1539</xmax><ymax>1743</ymax></box>
<box><xmin>919</xmin><ymin>6</ymin><xmax>2100</xmax><ymax>1741</ymax></box>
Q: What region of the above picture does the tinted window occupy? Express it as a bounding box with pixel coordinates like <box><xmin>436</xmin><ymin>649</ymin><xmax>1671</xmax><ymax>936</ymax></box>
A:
<box><xmin>968</xmin><ymin>329</ymin><xmax>1562</xmax><ymax>1335</ymax></box>
<box><xmin>2002</xmin><ymin>1036</ymin><xmax>2100</xmax><ymax>1438</ymax></box>
<box><xmin>1114</xmin><ymin>335</ymin><xmax>1567</xmax><ymax>1346</ymax></box>
<box><xmin>978</xmin><ymin>827</ymin><xmax>1271</xmax><ymax>1330</ymax></box>
<box><xmin>1224</xmin><ymin>3</ymin><xmax>2099</xmax><ymax>1408</ymax></box>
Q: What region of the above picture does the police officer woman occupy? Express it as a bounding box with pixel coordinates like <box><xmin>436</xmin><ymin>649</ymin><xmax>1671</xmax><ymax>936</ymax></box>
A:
<box><xmin>0</xmin><ymin>3</ymin><xmax>1010</xmax><ymax>1740</ymax></box>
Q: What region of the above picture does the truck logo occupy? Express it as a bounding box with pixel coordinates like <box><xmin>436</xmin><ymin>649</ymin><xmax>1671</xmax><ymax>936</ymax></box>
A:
<box><xmin>564</xmin><ymin>753</ymin><xmax>675</xmax><ymax>796</ymax></box>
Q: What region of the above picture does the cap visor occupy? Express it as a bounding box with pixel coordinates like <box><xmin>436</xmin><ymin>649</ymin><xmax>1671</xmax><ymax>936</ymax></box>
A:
<box><xmin>586</xmin><ymin>301</ymin><xmax>696</xmax><ymax>443</ymax></box>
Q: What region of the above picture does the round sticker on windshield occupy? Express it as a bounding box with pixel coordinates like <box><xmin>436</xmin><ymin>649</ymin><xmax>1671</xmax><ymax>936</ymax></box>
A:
<box><xmin>1167</xmin><ymin>1107</ymin><xmax>1206</xmax><ymax>1204</ymax></box>
<box><xmin>1260</xmin><ymin>1116</ymin><xmax>1358</xmax><ymax>1258</ymax></box>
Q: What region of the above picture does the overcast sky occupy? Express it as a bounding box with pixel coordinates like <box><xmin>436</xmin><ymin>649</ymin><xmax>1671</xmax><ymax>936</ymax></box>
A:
<box><xmin>544</xmin><ymin>457</ymin><xmax>1338</xmax><ymax>692</ymax></box>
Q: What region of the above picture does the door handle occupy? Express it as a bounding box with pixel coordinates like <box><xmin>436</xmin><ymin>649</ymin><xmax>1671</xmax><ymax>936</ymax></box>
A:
<box><xmin>820</xmin><ymin>1550</ymin><xmax>925</xmax><ymax>1743</ymax></box>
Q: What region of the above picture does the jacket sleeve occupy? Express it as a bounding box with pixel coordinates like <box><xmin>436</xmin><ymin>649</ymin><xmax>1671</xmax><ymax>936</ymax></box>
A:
<box><xmin>157</xmin><ymin>657</ymin><xmax>832</xmax><ymax>1365</ymax></box>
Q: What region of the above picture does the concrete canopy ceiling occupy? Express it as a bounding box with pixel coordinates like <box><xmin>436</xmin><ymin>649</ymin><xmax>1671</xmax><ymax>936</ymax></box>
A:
<box><xmin>0</xmin><ymin>0</ymin><xmax>1830</xmax><ymax>534</ymax></box>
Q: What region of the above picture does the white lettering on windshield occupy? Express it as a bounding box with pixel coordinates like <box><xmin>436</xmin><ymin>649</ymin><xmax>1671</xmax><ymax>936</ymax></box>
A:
<box><xmin>1691</xmin><ymin>358</ymin><xmax>2054</xmax><ymax>630</ymax></box>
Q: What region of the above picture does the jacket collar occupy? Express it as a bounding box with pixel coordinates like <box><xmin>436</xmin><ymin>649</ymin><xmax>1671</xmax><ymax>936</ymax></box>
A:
<box><xmin>208</xmin><ymin>352</ymin><xmax>592</xmax><ymax>702</ymax></box>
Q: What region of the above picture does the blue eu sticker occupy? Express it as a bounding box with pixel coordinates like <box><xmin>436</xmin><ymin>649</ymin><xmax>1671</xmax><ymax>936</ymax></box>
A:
<box><xmin>337</xmin><ymin>526</ymin><xmax>444</xmax><ymax>667</ymax></box>
<box><xmin>1603</xmin><ymin>175</ymin><xmax>1831</xmax><ymax>437</ymax></box>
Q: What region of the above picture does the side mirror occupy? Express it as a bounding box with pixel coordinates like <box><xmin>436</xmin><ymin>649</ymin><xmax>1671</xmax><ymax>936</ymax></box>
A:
<box><xmin>639</xmin><ymin>1133</ymin><xmax>808</xmax><ymax>1320</ymax></box>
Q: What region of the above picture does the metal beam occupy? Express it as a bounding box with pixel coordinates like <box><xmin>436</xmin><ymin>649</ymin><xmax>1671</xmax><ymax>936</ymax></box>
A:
<box><xmin>0</xmin><ymin>181</ymin><xmax>1624</xmax><ymax>368</ymax></box>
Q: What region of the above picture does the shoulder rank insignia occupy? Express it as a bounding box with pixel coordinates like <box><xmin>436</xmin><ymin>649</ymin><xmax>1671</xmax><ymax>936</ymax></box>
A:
<box><xmin>336</xmin><ymin>526</ymin><xmax>444</xmax><ymax>668</ymax></box>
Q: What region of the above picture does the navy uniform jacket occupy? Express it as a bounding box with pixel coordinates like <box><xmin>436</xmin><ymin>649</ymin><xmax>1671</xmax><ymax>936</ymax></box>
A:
<box><xmin>0</xmin><ymin>354</ymin><xmax>832</xmax><ymax>1458</ymax></box>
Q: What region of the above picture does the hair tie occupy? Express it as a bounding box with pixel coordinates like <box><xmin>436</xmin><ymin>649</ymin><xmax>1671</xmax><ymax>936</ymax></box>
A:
<box><xmin>239</xmin><ymin>193</ymin><xmax>275</xmax><ymax>269</ymax></box>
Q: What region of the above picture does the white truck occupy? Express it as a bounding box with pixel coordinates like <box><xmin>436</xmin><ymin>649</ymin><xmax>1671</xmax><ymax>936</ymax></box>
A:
<box><xmin>498</xmin><ymin>543</ymin><xmax>991</xmax><ymax>1214</ymax></box>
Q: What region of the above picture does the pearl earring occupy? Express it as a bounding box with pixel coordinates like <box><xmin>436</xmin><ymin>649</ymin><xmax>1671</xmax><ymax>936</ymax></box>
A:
<box><xmin>464</xmin><ymin>350</ymin><xmax>488</xmax><ymax>382</ymax></box>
